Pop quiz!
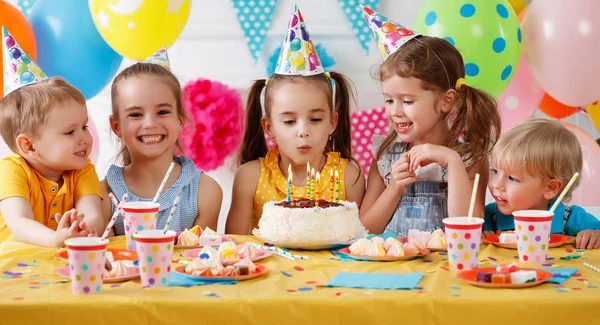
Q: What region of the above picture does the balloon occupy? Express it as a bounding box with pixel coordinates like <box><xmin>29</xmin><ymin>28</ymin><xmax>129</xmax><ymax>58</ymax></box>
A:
<box><xmin>289</xmin><ymin>38</ymin><xmax>302</xmax><ymax>52</ymax></box>
<box><xmin>562</xmin><ymin>122</ymin><xmax>600</xmax><ymax>207</ymax></box>
<box><xmin>88</xmin><ymin>116</ymin><xmax>100</xmax><ymax>165</ymax></box>
<box><xmin>413</xmin><ymin>0</ymin><xmax>521</xmax><ymax>97</ymax></box>
<box><xmin>290</xmin><ymin>52</ymin><xmax>303</xmax><ymax>67</ymax></box>
<box><xmin>89</xmin><ymin>0</ymin><xmax>191</xmax><ymax>60</ymax></box>
<box><xmin>497</xmin><ymin>56</ymin><xmax>543</xmax><ymax>133</ymax></box>
<box><xmin>0</xmin><ymin>1</ymin><xmax>36</xmax><ymax>99</ymax></box>
<box><xmin>585</xmin><ymin>100</ymin><xmax>600</xmax><ymax>133</ymax></box>
<box><xmin>29</xmin><ymin>0</ymin><xmax>123</xmax><ymax>100</ymax></box>
<box><xmin>522</xmin><ymin>0</ymin><xmax>600</xmax><ymax>107</ymax></box>
<box><xmin>507</xmin><ymin>0</ymin><xmax>526</xmax><ymax>15</ymax></box>
<box><xmin>539</xmin><ymin>94</ymin><xmax>579</xmax><ymax>119</ymax></box>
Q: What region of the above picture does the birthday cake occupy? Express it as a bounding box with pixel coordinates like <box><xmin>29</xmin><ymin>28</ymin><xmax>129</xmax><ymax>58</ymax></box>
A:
<box><xmin>253</xmin><ymin>199</ymin><xmax>367</xmax><ymax>249</ymax></box>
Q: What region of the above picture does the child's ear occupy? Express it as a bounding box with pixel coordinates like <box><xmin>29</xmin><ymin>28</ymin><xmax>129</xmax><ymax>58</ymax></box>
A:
<box><xmin>440</xmin><ymin>89</ymin><xmax>457</xmax><ymax>114</ymax></box>
<box><xmin>16</xmin><ymin>134</ymin><xmax>37</xmax><ymax>158</ymax></box>
<box><xmin>261</xmin><ymin>117</ymin><xmax>273</xmax><ymax>137</ymax></box>
<box><xmin>109</xmin><ymin>115</ymin><xmax>122</xmax><ymax>137</ymax></box>
<box><xmin>543</xmin><ymin>178</ymin><xmax>563</xmax><ymax>200</ymax></box>
<box><xmin>329</xmin><ymin>112</ymin><xmax>339</xmax><ymax>135</ymax></box>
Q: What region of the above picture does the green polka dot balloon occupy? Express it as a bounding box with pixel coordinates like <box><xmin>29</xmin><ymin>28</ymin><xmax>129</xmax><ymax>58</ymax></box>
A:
<box><xmin>413</xmin><ymin>0</ymin><xmax>521</xmax><ymax>97</ymax></box>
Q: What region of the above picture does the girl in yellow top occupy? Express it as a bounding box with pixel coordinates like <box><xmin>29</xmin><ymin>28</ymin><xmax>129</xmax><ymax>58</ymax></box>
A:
<box><xmin>226</xmin><ymin>5</ymin><xmax>365</xmax><ymax>234</ymax></box>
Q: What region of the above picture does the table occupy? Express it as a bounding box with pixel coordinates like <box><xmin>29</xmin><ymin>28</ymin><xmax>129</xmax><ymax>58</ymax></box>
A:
<box><xmin>1</xmin><ymin>236</ymin><xmax>599</xmax><ymax>325</ymax></box>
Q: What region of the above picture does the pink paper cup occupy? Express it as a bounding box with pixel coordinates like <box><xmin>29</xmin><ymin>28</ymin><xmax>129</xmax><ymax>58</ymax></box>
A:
<box><xmin>64</xmin><ymin>237</ymin><xmax>109</xmax><ymax>295</ymax></box>
<box><xmin>134</xmin><ymin>230</ymin><xmax>176</xmax><ymax>287</ymax></box>
<box><xmin>513</xmin><ymin>210</ymin><xmax>553</xmax><ymax>263</ymax></box>
<box><xmin>443</xmin><ymin>217</ymin><xmax>484</xmax><ymax>271</ymax></box>
<box><xmin>121</xmin><ymin>202</ymin><xmax>160</xmax><ymax>251</ymax></box>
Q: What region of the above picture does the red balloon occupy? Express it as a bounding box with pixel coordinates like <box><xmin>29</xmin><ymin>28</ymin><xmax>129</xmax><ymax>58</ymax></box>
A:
<box><xmin>538</xmin><ymin>93</ymin><xmax>579</xmax><ymax>119</ymax></box>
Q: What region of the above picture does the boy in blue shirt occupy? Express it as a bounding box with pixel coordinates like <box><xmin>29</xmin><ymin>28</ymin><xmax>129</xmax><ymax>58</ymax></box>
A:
<box><xmin>484</xmin><ymin>119</ymin><xmax>599</xmax><ymax>249</ymax></box>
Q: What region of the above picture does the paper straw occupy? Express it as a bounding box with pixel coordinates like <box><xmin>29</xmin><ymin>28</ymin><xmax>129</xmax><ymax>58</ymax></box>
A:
<box><xmin>249</xmin><ymin>242</ymin><xmax>309</xmax><ymax>260</ymax></box>
<box><xmin>163</xmin><ymin>196</ymin><xmax>181</xmax><ymax>233</ymax></box>
<box><xmin>101</xmin><ymin>193</ymin><xmax>128</xmax><ymax>241</ymax></box>
<box><xmin>109</xmin><ymin>193</ymin><xmax>120</xmax><ymax>208</ymax></box>
<box><xmin>549</xmin><ymin>172</ymin><xmax>580</xmax><ymax>213</ymax></box>
<box><xmin>467</xmin><ymin>173</ymin><xmax>480</xmax><ymax>219</ymax></box>
<box><xmin>583</xmin><ymin>262</ymin><xmax>600</xmax><ymax>273</ymax></box>
<box><xmin>152</xmin><ymin>162</ymin><xmax>175</xmax><ymax>204</ymax></box>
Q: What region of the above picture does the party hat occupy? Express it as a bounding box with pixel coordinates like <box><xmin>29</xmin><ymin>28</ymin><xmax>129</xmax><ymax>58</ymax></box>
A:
<box><xmin>2</xmin><ymin>26</ymin><xmax>47</xmax><ymax>97</ymax></box>
<box><xmin>360</xmin><ymin>6</ymin><xmax>420</xmax><ymax>60</ymax></box>
<box><xmin>273</xmin><ymin>5</ymin><xmax>324</xmax><ymax>76</ymax></box>
<box><xmin>143</xmin><ymin>46</ymin><xmax>171</xmax><ymax>70</ymax></box>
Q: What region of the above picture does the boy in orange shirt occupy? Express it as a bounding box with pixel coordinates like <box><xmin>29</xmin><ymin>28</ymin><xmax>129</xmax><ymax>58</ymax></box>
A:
<box><xmin>0</xmin><ymin>27</ymin><xmax>103</xmax><ymax>247</ymax></box>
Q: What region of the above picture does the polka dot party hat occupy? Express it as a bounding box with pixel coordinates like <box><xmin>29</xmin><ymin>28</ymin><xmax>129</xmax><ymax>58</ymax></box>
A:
<box><xmin>142</xmin><ymin>46</ymin><xmax>171</xmax><ymax>70</ymax></box>
<box><xmin>273</xmin><ymin>5</ymin><xmax>324</xmax><ymax>76</ymax></box>
<box><xmin>360</xmin><ymin>5</ymin><xmax>420</xmax><ymax>60</ymax></box>
<box><xmin>2</xmin><ymin>26</ymin><xmax>47</xmax><ymax>97</ymax></box>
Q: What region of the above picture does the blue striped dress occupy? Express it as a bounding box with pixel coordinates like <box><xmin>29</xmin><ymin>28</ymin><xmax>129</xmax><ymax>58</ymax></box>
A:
<box><xmin>106</xmin><ymin>156</ymin><xmax>202</xmax><ymax>235</ymax></box>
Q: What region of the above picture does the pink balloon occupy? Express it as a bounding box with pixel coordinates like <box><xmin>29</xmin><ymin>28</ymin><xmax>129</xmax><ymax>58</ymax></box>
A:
<box><xmin>0</xmin><ymin>139</ymin><xmax>12</xmax><ymax>159</ymax></box>
<box><xmin>562</xmin><ymin>122</ymin><xmax>600</xmax><ymax>207</ymax></box>
<box><xmin>522</xmin><ymin>0</ymin><xmax>600</xmax><ymax>107</ymax></box>
<box><xmin>497</xmin><ymin>56</ymin><xmax>544</xmax><ymax>134</ymax></box>
<box><xmin>88</xmin><ymin>116</ymin><xmax>100</xmax><ymax>165</ymax></box>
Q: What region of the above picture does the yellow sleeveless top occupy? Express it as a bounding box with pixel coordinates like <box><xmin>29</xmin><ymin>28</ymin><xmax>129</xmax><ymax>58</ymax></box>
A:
<box><xmin>252</xmin><ymin>147</ymin><xmax>347</xmax><ymax>230</ymax></box>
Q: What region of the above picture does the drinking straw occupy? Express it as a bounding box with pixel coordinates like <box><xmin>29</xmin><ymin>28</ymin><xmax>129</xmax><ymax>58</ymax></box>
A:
<box><xmin>152</xmin><ymin>162</ymin><xmax>175</xmax><ymax>204</ymax></box>
<box><xmin>467</xmin><ymin>173</ymin><xmax>480</xmax><ymax>219</ymax></box>
<box><xmin>101</xmin><ymin>193</ymin><xmax>128</xmax><ymax>241</ymax></box>
<box><xmin>163</xmin><ymin>196</ymin><xmax>181</xmax><ymax>233</ymax></box>
<box><xmin>549</xmin><ymin>172</ymin><xmax>580</xmax><ymax>213</ymax></box>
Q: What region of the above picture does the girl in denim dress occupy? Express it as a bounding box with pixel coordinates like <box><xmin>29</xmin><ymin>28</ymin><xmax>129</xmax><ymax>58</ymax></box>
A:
<box><xmin>358</xmin><ymin>7</ymin><xmax>501</xmax><ymax>235</ymax></box>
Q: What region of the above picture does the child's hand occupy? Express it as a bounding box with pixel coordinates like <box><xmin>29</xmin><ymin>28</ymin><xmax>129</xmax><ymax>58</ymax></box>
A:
<box><xmin>407</xmin><ymin>144</ymin><xmax>461</xmax><ymax>171</ymax></box>
<box><xmin>575</xmin><ymin>230</ymin><xmax>600</xmax><ymax>249</ymax></box>
<box><xmin>53</xmin><ymin>209</ymin><xmax>91</xmax><ymax>246</ymax></box>
<box><xmin>389</xmin><ymin>153</ymin><xmax>417</xmax><ymax>197</ymax></box>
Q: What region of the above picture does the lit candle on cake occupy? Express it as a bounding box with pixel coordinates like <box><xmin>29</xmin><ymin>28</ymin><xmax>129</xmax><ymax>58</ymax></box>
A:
<box><xmin>334</xmin><ymin>170</ymin><xmax>340</xmax><ymax>203</ymax></box>
<box><xmin>310</xmin><ymin>168</ymin><xmax>316</xmax><ymax>201</ymax></box>
<box><xmin>287</xmin><ymin>164</ymin><xmax>292</xmax><ymax>204</ymax></box>
<box><xmin>329</xmin><ymin>168</ymin><xmax>334</xmax><ymax>202</ymax></box>
<box><xmin>305</xmin><ymin>162</ymin><xmax>311</xmax><ymax>198</ymax></box>
<box><xmin>315</xmin><ymin>172</ymin><xmax>320</xmax><ymax>207</ymax></box>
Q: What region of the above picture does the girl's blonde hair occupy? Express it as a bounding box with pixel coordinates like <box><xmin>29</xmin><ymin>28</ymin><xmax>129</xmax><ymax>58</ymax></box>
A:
<box><xmin>491</xmin><ymin>118</ymin><xmax>583</xmax><ymax>202</ymax></box>
<box><xmin>374</xmin><ymin>36</ymin><xmax>501</xmax><ymax>169</ymax></box>
<box><xmin>110</xmin><ymin>63</ymin><xmax>191</xmax><ymax>166</ymax></box>
<box><xmin>0</xmin><ymin>77</ymin><xmax>85</xmax><ymax>152</ymax></box>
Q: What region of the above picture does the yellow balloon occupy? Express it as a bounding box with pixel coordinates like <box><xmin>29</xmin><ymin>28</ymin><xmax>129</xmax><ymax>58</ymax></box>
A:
<box><xmin>586</xmin><ymin>100</ymin><xmax>600</xmax><ymax>133</ymax></box>
<box><xmin>507</xmin><ymin>0</ymin><xmax>527</xmax><ymax>15</ymax></box>
<box><xmin>89</xmin><ymin>0</ymin><xmax>191</xmax><ymax>60</ymax></box>
<box><xmin>290</xmin><ymin>52</ymin><xmax>303</xmax><ymax>66</ymax></box>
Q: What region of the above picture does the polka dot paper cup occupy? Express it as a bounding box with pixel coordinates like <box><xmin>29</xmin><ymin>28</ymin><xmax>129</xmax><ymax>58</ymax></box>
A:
<box><xmin>443</xmin><ymin>217</ymin><xmax>484</xmax><ymax>272</ymax></box>
<box><xmin>121</xmin><ymin>202</ymin><xmax>160</xmax><ymax>251</ymax></box>
<box><xmin>64</xmin><ymin>237</ymin><xmax>109</xmax><ymax>295</ymax></box>
<box><xmin>513</xmin><ymin>210</ymin><xmax>552</xmax><ymax>263</ymax></box>
<box><xmin>134</xmin><ymin>230</ymin><xmax>176</xmax><ymax>287</ymax></box>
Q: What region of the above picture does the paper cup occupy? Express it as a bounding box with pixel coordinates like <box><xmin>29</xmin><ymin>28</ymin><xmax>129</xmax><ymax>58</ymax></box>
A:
<box><xmin>513</xmin><ymin>210</ymin><xmax>552</xmax><ymax>263</ymax></box>
<box><xmin>64</xmin><ymin>237</ymin><xmax>109</xmax><ymax>294</ymax></box>
<box><xmin>121</xmin><ymin>202</ymin><xmax>160</xmax><ymax>251</ymax></box>
<box><xmin>443</xmin><ymin>217</ymin><xmax>484</xmax><ymax>271</ymax></box>
<box><xmin>134</xmin><ymin>230</ymin><xmax>176</xmax><ymax>287</ymax></box>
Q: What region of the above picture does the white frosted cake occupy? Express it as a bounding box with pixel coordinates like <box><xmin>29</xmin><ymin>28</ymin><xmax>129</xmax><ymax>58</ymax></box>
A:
<box><xmin>253</xmin><ymin>199</ymin><xmax>367</xmax><ymax>249</ymax></box>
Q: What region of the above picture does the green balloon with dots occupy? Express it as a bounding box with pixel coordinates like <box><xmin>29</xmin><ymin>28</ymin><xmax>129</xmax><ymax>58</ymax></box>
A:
<box><xmin>413</xmin><ymin>0</ymin><xmax>521</xmax><ymax>97</ymax></box>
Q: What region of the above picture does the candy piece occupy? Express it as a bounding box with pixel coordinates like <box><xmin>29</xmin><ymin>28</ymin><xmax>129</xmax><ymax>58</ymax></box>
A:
<box><xmin>510</xmin><ymin>270</ymin><xmax>537</xmax><ymax>284</ymax></box>
<box><xmin>499</xmin><ymin>231</ymin><xmax>517</xmax><ymax>243</ymax></box>
<box><xmin>476</xmin><ymin>272</ymin><xmax>493</xmax><ymax>283</ymax></box>
<box><xmin>491</xmin><ymin>273</ymin><xmax>511</xmax><ymax>284</ymax></box>
<box><xmin>496</xmin><ymin>262</ymin><xmax>519</xmax><ymax>273</ymax></box>
<box><xmin>234</xmin><ymin>265</ymin><xmax>249</xmax><ymax>275</ymax></box>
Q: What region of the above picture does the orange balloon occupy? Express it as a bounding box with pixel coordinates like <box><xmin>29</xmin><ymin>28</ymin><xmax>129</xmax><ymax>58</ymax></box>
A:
<box><xmin>0</xmin><ymin>1</ymin><xmax>37</xmax><ymax>99</ymax></box>
<box><xmin>539</xmin><ymin>93</ymin><xmax>579</xmax><ymax>119</ymax></box>
<box><xmin>518</xmin><ymin>7</ymin><xmax>527</xmax><ymax>23</ymax></box>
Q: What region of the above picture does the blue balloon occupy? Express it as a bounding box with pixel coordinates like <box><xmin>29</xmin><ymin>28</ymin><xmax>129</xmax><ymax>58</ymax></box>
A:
<box><xmin>20</xmin><ymin>71</ymin><xmax>35</xmax><ymax>84</ymax></box>
<box><xmin>29</xmin><ymin>0</ymin><xmax>123</xmax><ymax>99</ymax></box>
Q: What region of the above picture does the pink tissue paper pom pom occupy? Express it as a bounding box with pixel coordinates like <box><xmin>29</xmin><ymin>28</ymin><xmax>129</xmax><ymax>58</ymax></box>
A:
<box><xmin>181</xmin><ymin>78</ymin><xmax>244</xmax><ymax>171</ymax></box>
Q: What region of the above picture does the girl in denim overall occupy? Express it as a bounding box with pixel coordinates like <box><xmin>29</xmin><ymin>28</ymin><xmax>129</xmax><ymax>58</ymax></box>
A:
<box><xmin>358</xmin><ymin>6</ymin><xmax>501</xmax><ymax>235</ymax></box>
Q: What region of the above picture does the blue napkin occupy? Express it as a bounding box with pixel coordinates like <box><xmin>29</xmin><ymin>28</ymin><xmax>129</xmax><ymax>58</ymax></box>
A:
<box><xmin>168</xmin><ymin>271</ymin><xmax>237</xmax><ymax>287</ymax></box>
<box><xmin>326</xmin><ymin>272</ymin><xmax>423</xmax><ymax>290</ymax></box>
<box><xmin>539</xmin><ymin>268</ymin><xmax>578</xmax><ymax>284</ymax></box>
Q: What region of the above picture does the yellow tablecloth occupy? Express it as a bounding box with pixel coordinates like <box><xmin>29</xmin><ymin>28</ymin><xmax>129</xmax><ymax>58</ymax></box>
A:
<box><xmin>1</xmin><ymin>236</ymin><xmax>599</xmax><ymax>325</ymax></box>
